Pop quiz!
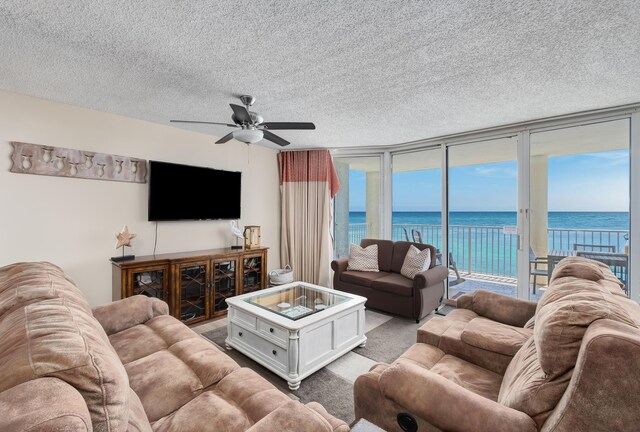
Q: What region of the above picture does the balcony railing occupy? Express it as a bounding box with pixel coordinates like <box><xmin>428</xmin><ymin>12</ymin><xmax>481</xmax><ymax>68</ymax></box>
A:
<box><xmin>347</xmin><ymin>223</ymin><xmax>628</xmax><ymax>278</ymax></box>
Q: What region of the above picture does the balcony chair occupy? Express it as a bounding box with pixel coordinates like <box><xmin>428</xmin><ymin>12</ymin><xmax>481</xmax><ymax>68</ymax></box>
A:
<box><xmin>412</xmin><ymin>229</ymin><xmax>462</xmax><ymax>284</ymax></box>
<box><xmin>402</xmin><ymin>227</ymin><xmax>410</xmax><ymax>241</ymax></box>
<box><xmin>529</xmin><ymin>246</ymin><xmax>548</xmax><ymax>294</ymax></box>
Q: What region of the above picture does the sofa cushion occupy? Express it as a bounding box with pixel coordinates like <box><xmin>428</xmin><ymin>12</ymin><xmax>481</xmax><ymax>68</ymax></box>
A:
<box><xmin>549</xmin><ymin>256</ymin><xmax>605</xmax><ymax>284</ymax></box>
<box><xmin>498</xmin><ymin>337</ymin><xmax>567</xmax><ymax>428</ymax></box>
<box><xmin>152</xmin><ymin>367</ymin><xmax>293</xmax><ymax>432</ymax></box>
<box><xmin>0</xmin><ymin>377</ymin><xmax>92</xmax><ymax>432</ymax></box>
<box><xmin>119</xmin><ymin>318</ymin><xmax>240</xmax><ymax>422</ymax></box>
<box><xmin>391</xmin><ymin>241</ymin><xmax>437</xmax><ymax>273</ymax></box>
<box><xmin>371</xmin><ymin>273</ymin><xmax>413</xmax><ymax>297</ymax></box>
<box><xmin>361</xmin><ymin>239</ymin><xmax>394</xmax><ymax>272</ymax></box>
<box><xmin>340</xmin><ymin>270</ymin><xmax>388</xmax><ymax>287</ymax></box>
<box><xmin>461</xmin><ymin>318</ymin><xmax>532</xmax><ymax>356</ymax></box>
<box><xmin>396</xmin><ymin>343</ymin><xmax>502</xmax><ymax>402</ymax></box>
<box><xmin>535</xmin><ymin>277</ymin><xmax>636</xmax><ymax>377</ymax></box>
<box><xmin>127</xmin><ymin>388</ymin><xmax>152</xmax><ymax>432</ymax></box>
<box><xmin>420</xmin><ymin>312</ymin><xmax>514</xmax><ymax>375</ymax></box>
<box><xmin>347</xmin><ymin>244</ymin><xmax>379</xmax><ymax>272</ymax></box>
<box><xmin>400</xmin><ymin>245</ymin><xmax>432</xmax><ymax>279</ymax></box>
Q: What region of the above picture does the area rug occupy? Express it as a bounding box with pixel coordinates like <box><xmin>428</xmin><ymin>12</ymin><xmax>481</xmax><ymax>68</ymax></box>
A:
<box><xmin>200</xmin><ymin>311</ymin><xmax>436</xmax><ymax>424</ymax></box>
<box><xmin>352</xmin><ymin>317</ymin><xmax>424</xmax><ymax>363</ymax></box>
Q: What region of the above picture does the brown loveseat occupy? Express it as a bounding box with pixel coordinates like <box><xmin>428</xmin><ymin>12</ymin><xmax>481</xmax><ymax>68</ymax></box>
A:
<box><xmin>332</xmin><ymin>239</ymin><xmax>448</xmax><ymax>322</ymax></box>
<box><xmin>0</xmin><ymin>262</ymin><xmax>349</xmax><ymax>432</ymax></box>
<box><xmin>354</xmin><ymin>257</ymin><xmax>640</xmax><ymax>432</ymax></box>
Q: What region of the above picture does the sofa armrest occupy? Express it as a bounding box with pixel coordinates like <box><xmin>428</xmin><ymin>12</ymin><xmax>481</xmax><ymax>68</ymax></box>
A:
<box><xmin>456</xmin><ymin>290</ymin><xmax>536</xmax><ymax>327</ymax></box>
<box><xmin>0</xmin><ymin>378</ymin><xmax>91</xmax><ymax>432</ymax></box>
<box><xmin>245</xmin><ymin>400</ymin><xmax>345</xmax><ymax>432</ymax></box>
<box><xmin>414</xmin><ymin>265</ymin><xmax>448</xmax><ymax>289</ymax></box>
<box><xmin>92</xmin><ymin>295</ymin><xmax>169</xmax><ymax>335</ymax></box>
<box><xmin>331</xmin><ymin>258</ymin><xmax>349</xmax><ymax>273</ymax></box>
<box><xmin>306</xmin><ymin>402</ymin><xmax>350</xmax><ymax>432</ymax></box>
<box><xmin>379</xmin><ymin>363</ymin><xmax>536</xmax><ymax>432</ymax></box>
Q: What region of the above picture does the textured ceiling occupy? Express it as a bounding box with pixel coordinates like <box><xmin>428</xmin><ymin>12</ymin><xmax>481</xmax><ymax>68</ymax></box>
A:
<box><xmin>0</xmin><ymin>1</ymin><xmax>639</xmax><ymax>149</ymax></box>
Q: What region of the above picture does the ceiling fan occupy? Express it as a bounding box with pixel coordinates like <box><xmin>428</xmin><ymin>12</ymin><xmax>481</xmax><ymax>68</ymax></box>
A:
<box><xmin>170</xmin><ymin>95</ymin><xmax>315</xmax><ymax>147</ymax></box>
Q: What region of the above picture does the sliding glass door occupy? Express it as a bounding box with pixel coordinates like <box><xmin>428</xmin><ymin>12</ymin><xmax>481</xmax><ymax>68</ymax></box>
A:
<box><xmin>447</xmin><ymin>137</ymin><xmax>520</xmax><ymax>300</ymax></box>
<box><xmin>528</xmin><ymin>119</ymin><xmax>631</xmax><ymax>299</ymax></box>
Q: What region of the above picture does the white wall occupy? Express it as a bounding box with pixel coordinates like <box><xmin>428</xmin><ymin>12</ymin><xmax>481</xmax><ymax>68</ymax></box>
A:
<box><xmin>0</xmin><ymin>90</ymin><xmax>281</xmax><ymax>306</ymax></box>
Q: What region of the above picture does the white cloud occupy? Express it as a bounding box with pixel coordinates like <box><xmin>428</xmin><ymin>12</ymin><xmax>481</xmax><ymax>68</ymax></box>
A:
<box><xmin>474</xmin><ymin>166</ymin><xmax>517</xmax><ymax>177</ymax></box>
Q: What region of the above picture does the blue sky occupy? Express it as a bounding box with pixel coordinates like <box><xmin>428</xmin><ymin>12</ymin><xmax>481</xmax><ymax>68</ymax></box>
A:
<box><xmin>349</xmin><ymin>150</ymin><xmax>629</xmax><ymax>212</ymax></box>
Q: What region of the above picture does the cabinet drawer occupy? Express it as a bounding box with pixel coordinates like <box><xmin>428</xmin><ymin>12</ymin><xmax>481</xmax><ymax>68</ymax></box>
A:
<box><xmin>257</xmin><ymin>319</ymin><xmax>288</xmax><ymax>345</ymax></box>
<box><xmin>232</xmin><ymin>309</ymin><xmax>257</xmax><ymax>330</ymax></box>
<box><xmin>229</xmin><ymin>323</ymin><xmax>288</xmax><ymax>372</ymax></box>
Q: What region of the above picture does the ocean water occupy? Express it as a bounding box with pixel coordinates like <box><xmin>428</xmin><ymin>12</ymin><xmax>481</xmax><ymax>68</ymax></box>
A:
<box><xmin>347</xmin><ymin>211</ymin><xmax>629</xmax><ymax>277</ymax></box>
<box><xmin>349</xmin><ymin>211</ymin><xmax>629</xmax><ymax>230</ymax></box>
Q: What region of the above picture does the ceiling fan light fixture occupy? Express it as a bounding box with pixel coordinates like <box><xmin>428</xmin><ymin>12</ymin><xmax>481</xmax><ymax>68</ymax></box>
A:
<box><xmin>232</xmin><ymin>129</ymin><xmax>263</xmax><ymax>144</ymax></box>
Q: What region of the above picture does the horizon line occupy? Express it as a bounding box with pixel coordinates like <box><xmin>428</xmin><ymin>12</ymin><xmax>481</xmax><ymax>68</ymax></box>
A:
<box><xmin>349</xmin><ymin>210</ymin><xmax>630</xmax><ymax>213</ymax></box>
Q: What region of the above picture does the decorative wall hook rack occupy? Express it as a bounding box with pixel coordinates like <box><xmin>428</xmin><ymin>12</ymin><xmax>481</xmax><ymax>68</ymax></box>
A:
<box><xmin>9</xmin><ymin>142</ymin><xmax>147</xmax><ymax>183</ymax></box>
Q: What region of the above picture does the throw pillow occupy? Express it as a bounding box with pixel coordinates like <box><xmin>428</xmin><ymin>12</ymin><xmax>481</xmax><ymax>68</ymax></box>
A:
<box><xmin>400</xmin><ymin>245</ymin><xmax>431</xmax><ymax>279</ymax></box>
<box><xmin>347</xmin><ymin>244</ymin><xmax>379</xmax><ymax>272</ymax></box>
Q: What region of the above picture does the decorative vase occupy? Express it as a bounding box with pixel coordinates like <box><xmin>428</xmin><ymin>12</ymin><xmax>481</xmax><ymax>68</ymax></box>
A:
<box><xmin>42</xmin><ymin>148</ymin><xmax>53</xmax><ymax>163</ymax></box>
<box><xmin>21</xmin><ymin>154</ymin><xmax>32</xmax><ymax>170</ymax></box>
<box><xmin>85</xmin><ymin>154</ymin><xmax>94</xmax><ymax>169</ymax></box>
<box><xmin>97</xmin><ymin>164</ymin><xmax>105</xmax><ymax>177</ymax></box>
<box><xmin>55</xmin><ymin>156</ymin><xmax>65</xmax><ymax>170</ymax></box>
<box><xmin>69</xmin><ymin>163</ymin><xmax>78</xmax><ymax>176</ymax></box>
<box><xmin>115</xmin><ymin>160</ymin><xmax>123</xmax><ymax>174</ymax></box>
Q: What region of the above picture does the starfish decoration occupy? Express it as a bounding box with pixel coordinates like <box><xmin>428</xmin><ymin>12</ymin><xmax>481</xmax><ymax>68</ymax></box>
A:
<box><xmin>114</xmin><ymin>225</ymin><xmax>136</xmax><ymax>249</ymax></box>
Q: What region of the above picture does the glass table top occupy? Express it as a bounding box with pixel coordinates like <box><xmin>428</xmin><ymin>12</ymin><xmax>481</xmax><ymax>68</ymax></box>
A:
<box><xmin>244</xmin><ymin>284</ymin><xmax>351</xmax><ymax>320</ymax></box>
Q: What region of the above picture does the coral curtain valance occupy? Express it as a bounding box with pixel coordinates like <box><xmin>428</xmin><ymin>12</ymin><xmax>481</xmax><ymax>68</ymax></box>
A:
<box><xmin>278</xmin><ymin>150</ymin><xmax>340</xmax><ymax>286</ymax></box>
<box><xmin>278</xmin><ymin>150</ymin><xmax>340</xmax><ymax>198</ymax></box>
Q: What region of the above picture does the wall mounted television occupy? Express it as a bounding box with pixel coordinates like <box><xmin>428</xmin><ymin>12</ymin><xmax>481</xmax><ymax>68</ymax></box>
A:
<box><xmin>148</xmin><ymin>161</ymin><xmax>241</xmax><ymax>221</ymax></box>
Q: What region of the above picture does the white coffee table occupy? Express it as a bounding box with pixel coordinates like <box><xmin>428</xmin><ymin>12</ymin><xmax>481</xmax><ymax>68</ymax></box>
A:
<box><xmin>225</xmin><ymin>281</ymin><xmax>367</xmax><ymax>390</ymax></box>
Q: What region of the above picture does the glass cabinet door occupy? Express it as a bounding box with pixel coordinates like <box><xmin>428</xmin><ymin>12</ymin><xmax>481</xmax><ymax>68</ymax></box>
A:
<box><xmin>243</xmin><ymin>255</ymin><xmax>263</xmax><ymax>294</ymax></box>
<box><xmin>130</xmin><ymin>266</ymin><xmax>167</xmax><ymax>301</ymax></box>
<box><xmin>178</xmin><ymin>262</ymin><xmax>208</xmax><ymax>323</ymax></box>
<box><xmin>212</xmin><ymin>259</ymin><xmax>237</xmax><ymax>316</ymax></box>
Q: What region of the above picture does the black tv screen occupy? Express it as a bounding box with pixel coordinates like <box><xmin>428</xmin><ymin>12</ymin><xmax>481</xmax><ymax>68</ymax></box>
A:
<box><xmin>148</xmin><ymin>161</ymin><xmax>241</xmax><ymax>221</ymax></box>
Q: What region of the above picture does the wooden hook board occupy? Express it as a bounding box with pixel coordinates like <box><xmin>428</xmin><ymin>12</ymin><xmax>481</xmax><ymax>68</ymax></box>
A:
<box><xmin>9</xmin><ymin>142</ymin><xmax>147</xmax><ymax>183</ymax></box>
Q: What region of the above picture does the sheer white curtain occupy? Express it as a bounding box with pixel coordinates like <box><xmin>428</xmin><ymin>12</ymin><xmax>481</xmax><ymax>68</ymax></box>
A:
<box><xmin>278</xmin><ymin>150</ymin><xmax>340</xmax><ymax>286</ymax></box>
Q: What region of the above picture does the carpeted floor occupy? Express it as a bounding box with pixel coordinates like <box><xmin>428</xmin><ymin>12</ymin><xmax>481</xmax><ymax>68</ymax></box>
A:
<box><xmin>352</xmin><ymin>317</ymin><xmax>423</xmax><ymax>363</ymax></box>
<box><xmin>198</xmin><ymin>308</ymin><xmax>439</xmax><ymax>424</ymax></box>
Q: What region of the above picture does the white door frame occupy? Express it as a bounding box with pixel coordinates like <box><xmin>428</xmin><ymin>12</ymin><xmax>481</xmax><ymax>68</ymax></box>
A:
<box><xmin>516</xmin><ymin>131</ymin><xmax>531</xmax><ymax>299</ymax></box>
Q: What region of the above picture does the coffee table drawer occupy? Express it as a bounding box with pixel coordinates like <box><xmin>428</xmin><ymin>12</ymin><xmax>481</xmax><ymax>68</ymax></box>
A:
<box><xmin>229</xmin><ymin>323</ymin><xmax>288</xmax><ymax>372</ymax></box>
<box><xmin>232</xmin><ymin>309</ymin><xmax>257</xmax><ymax>329</ymax></box>
<box><xmin>257</xmin><ymin>319</ymin><xmax>288</xmax><ymax>345</ymax></box>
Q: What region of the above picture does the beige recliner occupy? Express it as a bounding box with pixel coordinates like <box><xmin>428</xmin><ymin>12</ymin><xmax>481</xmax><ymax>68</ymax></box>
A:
<box><xmin>354</xmin><ymin>257</ymin><xmax>640</xmax><ymax>432</ymax></box>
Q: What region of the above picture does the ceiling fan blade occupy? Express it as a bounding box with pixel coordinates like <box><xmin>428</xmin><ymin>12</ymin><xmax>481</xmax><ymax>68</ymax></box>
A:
<box><xmin>170</xmin><ymin>120</ymin><xmax>237</xmax><ymax>127</ymax></box>
<box><xmin>229</xmin><ymin>104</ymin><xmax>253</xmax><ymax>124</ymax></box>
<box><xmin>215</xmin><ymin>132</ymin><xmax>235</xmax><ymax>144</ymax></box>
<box><xmin>262</xmin><ymin>130</ymin><xmax>290</xmax><ymax>147</ymax></box>
<box><xmin>261</xmin><ymin>122</ymin><xmax>315</xmax><ymax>130</ymax></box>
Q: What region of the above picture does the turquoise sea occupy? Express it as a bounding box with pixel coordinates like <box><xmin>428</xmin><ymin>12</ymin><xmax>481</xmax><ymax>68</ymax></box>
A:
<box><xmin>349</xmin><ymin>211</ymin><xmax>629</xmax><ymax>230</ymax></box>
<box><xmin>348</xmin><ymin>211</ymin><xmax>629</xmax><ymax>277</ymax></box>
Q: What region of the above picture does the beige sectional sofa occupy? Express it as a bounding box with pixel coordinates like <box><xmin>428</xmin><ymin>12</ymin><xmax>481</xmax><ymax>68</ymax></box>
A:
<box><xmin>354</xmin><ymin>256</ymin><xmax>640</xmax><ymax>432</ymax></box>
<box><xmin>0</xmin><ymin>262</ymin><xmax>349</xmax><ymax>432</ymax></box>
